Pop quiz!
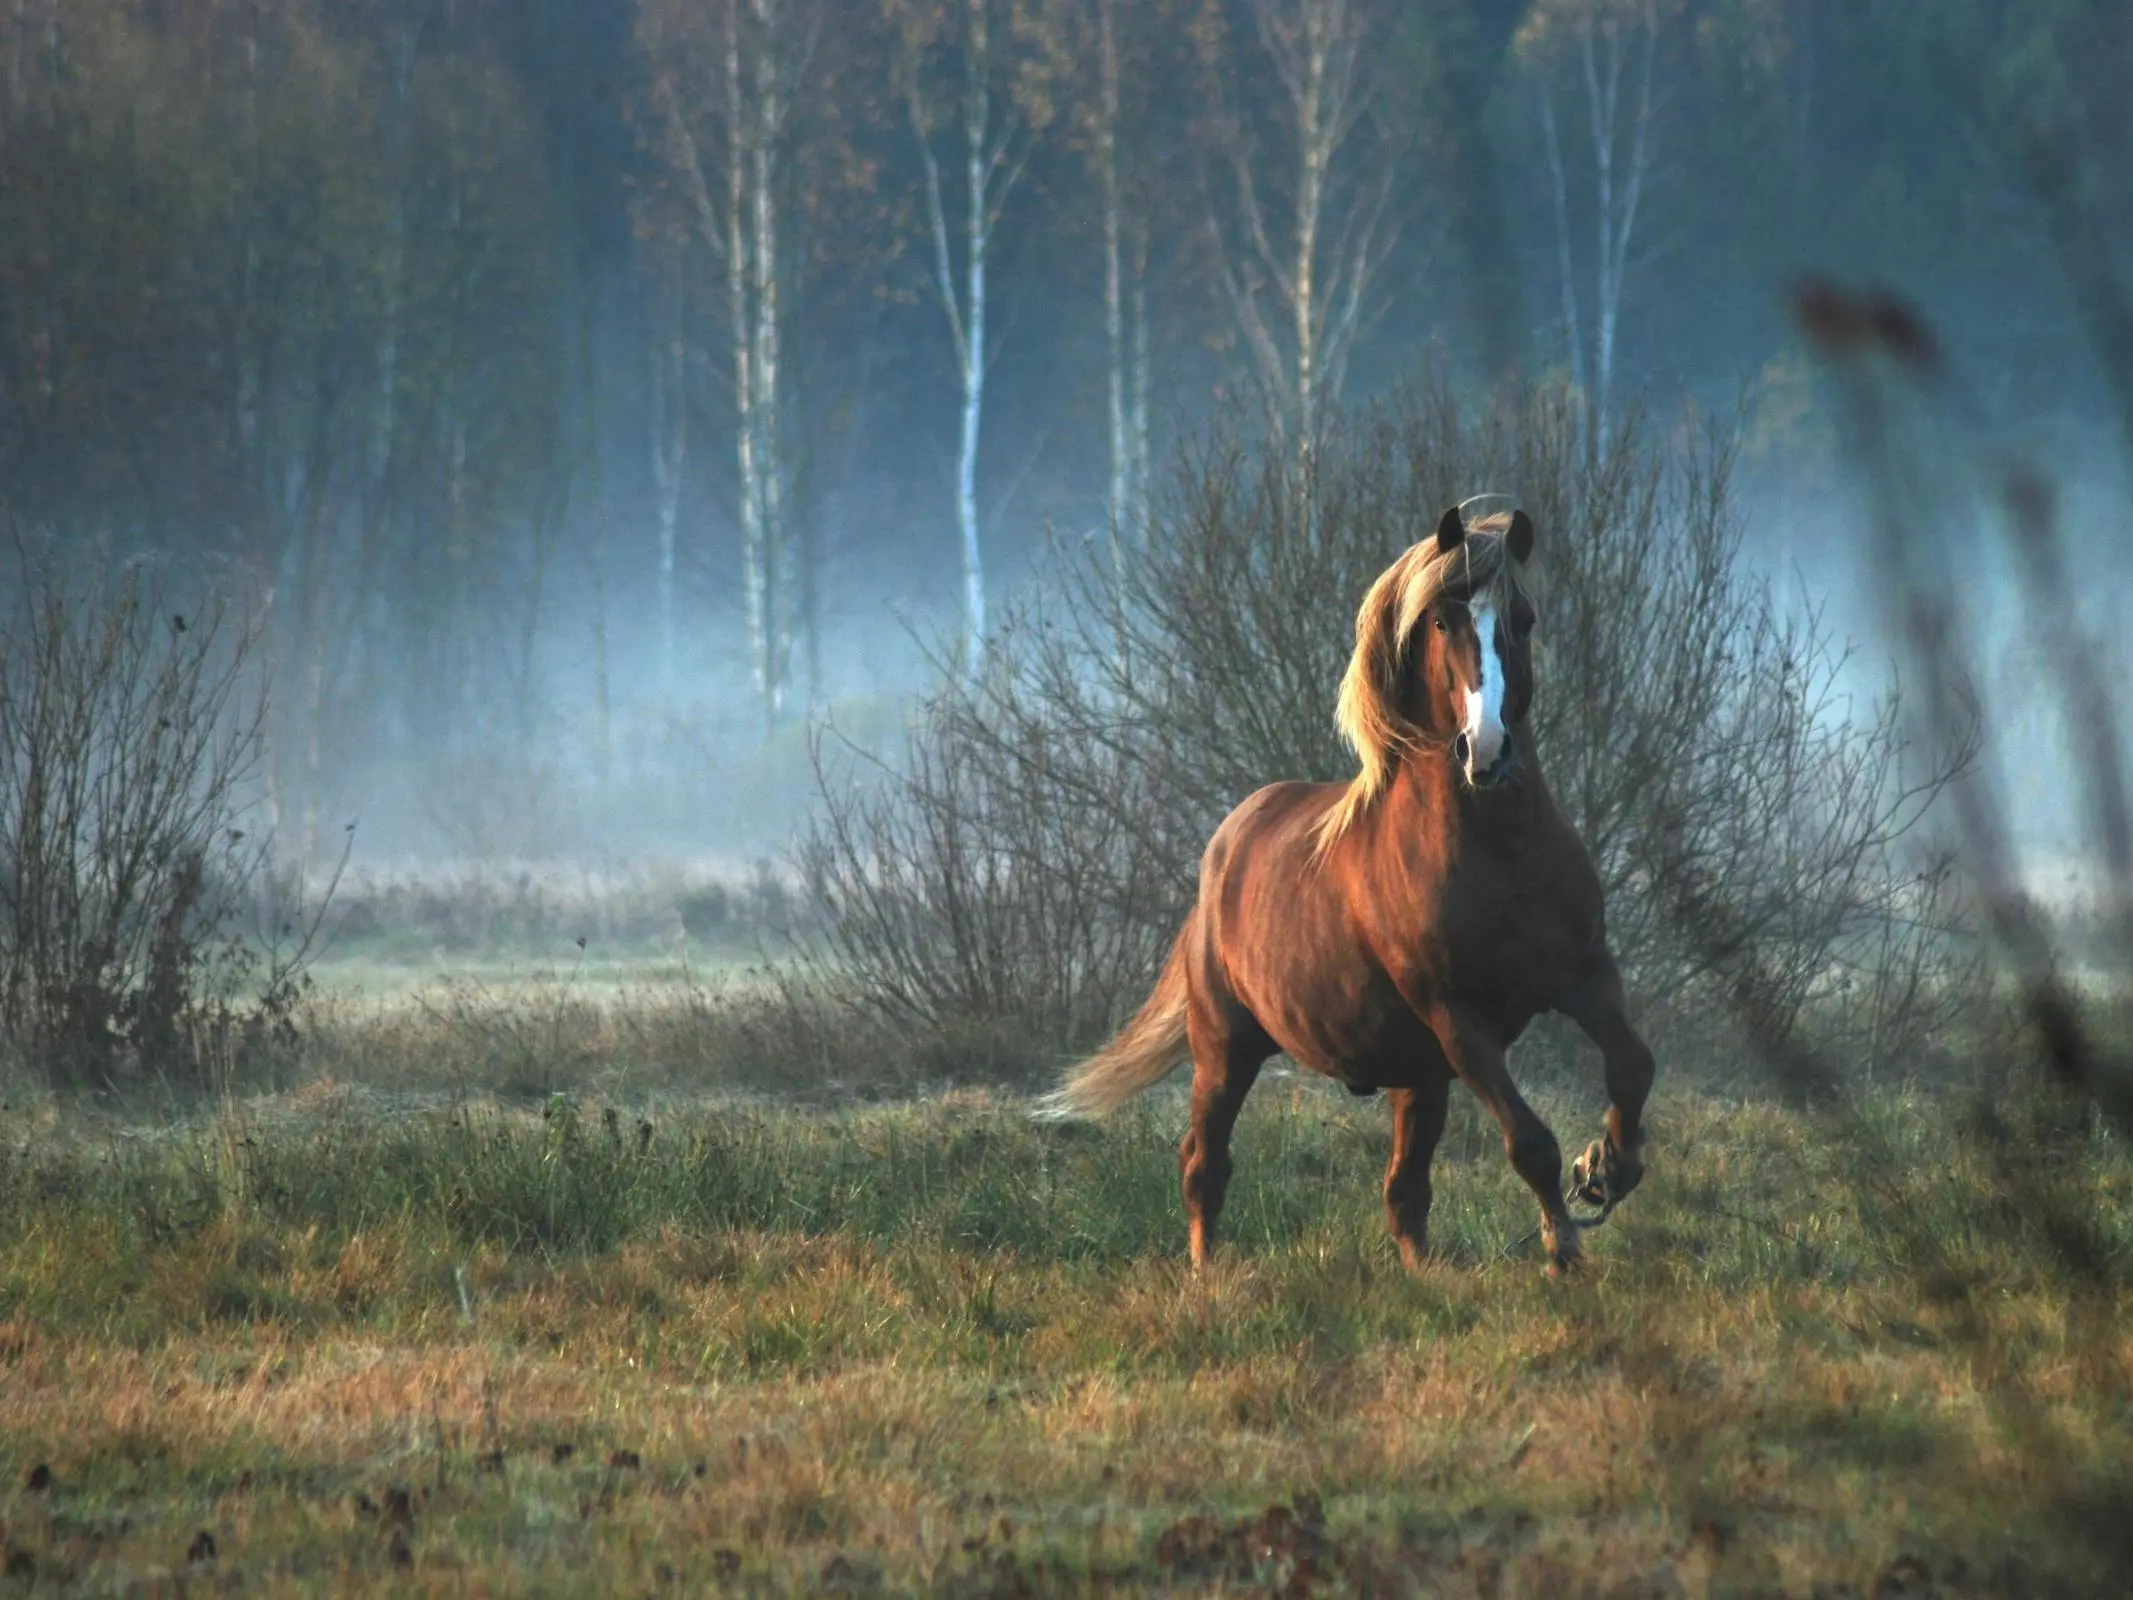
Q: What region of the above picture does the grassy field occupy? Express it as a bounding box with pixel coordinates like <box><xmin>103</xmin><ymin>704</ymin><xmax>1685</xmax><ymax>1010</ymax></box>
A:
<box><xmin>2</xmin><ymin>983</ymin><xmax>2130</xmax><ymax>1600</ymax></box>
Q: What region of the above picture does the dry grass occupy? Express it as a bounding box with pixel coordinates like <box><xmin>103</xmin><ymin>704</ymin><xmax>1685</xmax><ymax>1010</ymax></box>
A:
<box><xmin>0</xmin><ymin>1066</ymin><xmax>2126</xmax><ymax>1596</ymax></box>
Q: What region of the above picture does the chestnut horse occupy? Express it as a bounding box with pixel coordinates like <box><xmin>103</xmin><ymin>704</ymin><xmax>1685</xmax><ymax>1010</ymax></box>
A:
<box><xmin>1037</xmin><ymin>505</ymin><xmax>1653</xmax><ymax>1275</ymax></box>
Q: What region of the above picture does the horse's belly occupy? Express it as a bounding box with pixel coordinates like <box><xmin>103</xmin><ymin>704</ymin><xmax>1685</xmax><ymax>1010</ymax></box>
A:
<box><xmin>1261</xmin><ymin>979</ymin><xmax>1437</xmax><ymax>1089</ymax></box>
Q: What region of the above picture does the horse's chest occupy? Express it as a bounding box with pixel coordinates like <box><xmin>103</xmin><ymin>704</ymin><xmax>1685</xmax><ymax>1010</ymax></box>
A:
<box><xmin>1436</xmin><ymin>864</ymin><xmax>1594</xmax><ymax>1004</ymax></box>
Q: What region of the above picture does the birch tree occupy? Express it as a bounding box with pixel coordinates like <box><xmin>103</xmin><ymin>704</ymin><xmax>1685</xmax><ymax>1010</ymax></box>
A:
<box><xmin>1079</xmin><ymin>0</ymin><xmax>1186</xmax><ymax>569</ymax></box>
<box><xmin>638</xmin><ymin>0</ymin><xmax>821</xmax><ymax>735</ymax></box>
<box><xmin>1193</xmin><ymin>0</ymin><xmax>1402</xmax><ymax>453</ymax></box>
<box><xmin>1520</xmin><ymin>0</ymin><xmax>1667</xmax><ymax>462</ymax></box>
<box><xmin>631</xmin><ymin>0</ymin><xmax>823</xmax><ymax>738</ymax></box>
<box><xmin>888</xmin><ymin>0</ymin><xmax>1063</xmax><ymax>673</ymax></box>
<box><xmin>636</xmin><ymin>0</ymin><xmax>881</xmax><ymax>726</ymax></box>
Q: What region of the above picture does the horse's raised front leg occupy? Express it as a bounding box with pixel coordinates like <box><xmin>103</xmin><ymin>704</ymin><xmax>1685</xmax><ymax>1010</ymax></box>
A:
<box><xmin>1553</xmin><ymin>951</ymin><xmax>1653</xmax><ymax>1212</ymax></box>
<box><xmin>1431</xmin><ymin>1007</ymin><xmax>1582</xmax><ymax>1274</ymax></box>
<box><xmin>1179</xmin><ymin>1011</ymin><xmax>1267</xmax><ymax>1269</ymax></box>
<box><xmin>1384</xmin><ymin>1075</ymin><xmax>1452</xmax><ymax>1271</ymax></box>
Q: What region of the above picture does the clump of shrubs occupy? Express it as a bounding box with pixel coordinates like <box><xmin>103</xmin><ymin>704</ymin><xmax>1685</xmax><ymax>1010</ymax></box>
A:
<box><xmin>804</xmin><ymin>378</ymin><xmax>1977</xmax><ymax>1084</ymax></box>
<box><xmin>0</xmin><ymin>541</ymin><xmax>320</xmax><ymax>1091</ymax></box>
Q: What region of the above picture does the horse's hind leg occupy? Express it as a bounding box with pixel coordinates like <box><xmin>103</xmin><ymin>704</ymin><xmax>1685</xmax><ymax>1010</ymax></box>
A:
<box><xmin>1180</xmin><ymin>1010</ymin><xmax>1268</xmax><ymax>1269</ymax></box>
<box><xmin>1555</xmin><ymin>952</ymin><xmax>1654</xmax><ymax>1207</ymax></box>
<box><xmin>1384</xmin><ymin>1074</ymin><xmax>1452</xmax><ymax>1271</ymax></box>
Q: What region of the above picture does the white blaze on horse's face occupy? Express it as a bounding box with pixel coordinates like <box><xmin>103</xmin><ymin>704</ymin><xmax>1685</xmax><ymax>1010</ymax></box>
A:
<box><xmin>1459</xmin><ymin>599</ymin><xmax>1508</xmax><ymax>783</ymax></box>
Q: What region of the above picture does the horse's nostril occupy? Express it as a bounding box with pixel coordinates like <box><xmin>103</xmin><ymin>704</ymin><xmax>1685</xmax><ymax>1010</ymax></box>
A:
<box><xmin>1453</xmin><ymin>733</ymin><xmax>1470</xmax><ymax>765</ymax></box>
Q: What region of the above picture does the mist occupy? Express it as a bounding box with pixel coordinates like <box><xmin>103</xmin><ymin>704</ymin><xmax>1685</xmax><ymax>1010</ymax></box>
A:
<box><xmin>1</xmin><ymin>0</ymin><xmax>2126</xmax><ymax>885</ymax></box>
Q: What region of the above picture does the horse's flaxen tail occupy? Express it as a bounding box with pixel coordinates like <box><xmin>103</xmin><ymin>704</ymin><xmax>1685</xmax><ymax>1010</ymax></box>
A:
<box><xmin>1031</xmin><ymin>926</ymin><xmax>1192</xmax><ymax>1121</ymax></box>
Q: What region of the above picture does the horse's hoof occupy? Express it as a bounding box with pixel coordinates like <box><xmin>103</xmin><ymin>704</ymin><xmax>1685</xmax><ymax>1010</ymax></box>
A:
<box><xmin>1571</xmin><ymin>1138</ymin><xmax>1610</xmax><ymax>1207</ymax></box>
<box><xmin>1572</xmin><ymin>1137</ymin><xmax>1641</xmax><ymax>1209</ymax></box>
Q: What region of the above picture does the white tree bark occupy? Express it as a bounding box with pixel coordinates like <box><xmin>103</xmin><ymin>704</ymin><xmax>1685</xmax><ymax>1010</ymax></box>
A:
<box><xmin>1287</xmin><ymin>2</ymin><xmax>1325</xmax><ymax>449</ymax></box>
<box><xmin>957</xmin><ymin>3</ymin><xmax>991</xmax><ymax>665</ymax></box>
<box><xmin>644</xmin><ymin>0</ymin><xmax>815</xmax><ymax>734</ymax></box>
<box><xmin>907</xmin><ymin>0</ymin><xmax>1030</xmax><ymax>675</ymax></box>
<box><xmin>748</xmin><ymin>0</ymin><xmax>788</xmax><ymax>735</ymax></box>
<box><xmin>724</xmin><ymin>2</ymin><xmax>771</xmax><ymax>723</ymax></box>
<box><xmin>1093</xmin><ymin>0</ymin><xmax>1155</xmax><ymax>573</ymax></box>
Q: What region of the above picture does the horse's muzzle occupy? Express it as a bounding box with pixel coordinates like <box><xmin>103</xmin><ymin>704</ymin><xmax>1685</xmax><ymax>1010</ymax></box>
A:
<box><xmin>1455</xmin><ymin>733</ymin><xmax>1521</xmax><ymax>788</ymax></box>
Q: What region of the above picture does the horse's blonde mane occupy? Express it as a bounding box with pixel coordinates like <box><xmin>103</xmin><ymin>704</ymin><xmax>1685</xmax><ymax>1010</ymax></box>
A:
<box><xmin>1316</xmin><ymin>514</ymin><xmax>1526</xmax><ymax>852</ymax></box>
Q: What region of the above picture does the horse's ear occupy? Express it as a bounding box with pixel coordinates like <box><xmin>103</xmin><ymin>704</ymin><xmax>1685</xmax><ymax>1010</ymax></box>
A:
<box><xmin>1434</xmin><ymin>505</ymin><xmax>1466</xmax><ymax>553</ymax></box>
<box><xmin>1506</xmin><ymin>509</ymin><xmax>1535</xmax><ymax>564</ymax></box>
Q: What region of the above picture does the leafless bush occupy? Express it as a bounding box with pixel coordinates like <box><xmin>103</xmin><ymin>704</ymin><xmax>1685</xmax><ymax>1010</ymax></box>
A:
<box><xmin>0</xmin><ymin>538</ymin><xmax>322</xmax><ymax>1090</ymax></box>
<box><xmin>805</xmin><ymin>376</ymin><xmax>1974</xmax><ymax>1072</ymax></box>
<box><xmin>805</xmin><ymin>696</ymin><xmax>1179</xmax><ymax>1070</ymax></box>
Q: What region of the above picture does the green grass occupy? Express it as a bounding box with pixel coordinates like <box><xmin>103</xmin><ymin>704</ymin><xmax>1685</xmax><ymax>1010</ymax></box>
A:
<box><xmin>0</xmin><ymin>1067</ymin><xmax>2128</xmax><ymax>1595</ymax></box>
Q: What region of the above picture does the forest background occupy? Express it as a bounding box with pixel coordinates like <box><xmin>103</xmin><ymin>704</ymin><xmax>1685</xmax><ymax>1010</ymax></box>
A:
<box><xmin>3</xmin><ymin>0</ymin><xmax>2123</xmax><ymax>867</ymax></box>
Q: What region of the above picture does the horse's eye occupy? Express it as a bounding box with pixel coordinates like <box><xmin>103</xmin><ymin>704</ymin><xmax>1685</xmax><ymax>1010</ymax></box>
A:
<box><xmin>1432</xmin><ymin>613</ymin><xmax>1449</xmax><ymax>634</ymax></box>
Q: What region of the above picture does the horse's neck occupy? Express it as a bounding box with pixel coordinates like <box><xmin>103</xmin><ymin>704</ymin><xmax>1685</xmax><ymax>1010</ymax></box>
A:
<box><xmin>1387</xmin><ymin>735</ymin><xmax>1552</xmax><ymax>846</ymax></box>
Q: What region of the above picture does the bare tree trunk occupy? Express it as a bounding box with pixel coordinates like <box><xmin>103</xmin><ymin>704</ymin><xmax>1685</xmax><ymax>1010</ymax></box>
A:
<box><xmin>589</xmin><ymin>505</ymin><xmax>613</xmax><ymax>783</ymax></box>
<box><xmin>445</xmin><ymin>412</ymin><xmax>469</xmax><ymax>737</ymax></box>
<box><xmin>1290</xmin><ymin>2</ymin><xmax>1325</xmax><ymax>451</ymax></box>
<box><xmin>749</xmin><ymin>0</ymin><xmax>789</xmax><ymax>739</ymax></box>
<box><xmin>957</xmin><ymin>9</ymin><xmax>990</xmax><ymax>667</ymax></box>
<box><xmin>1579</xmin><ymin>4</ymin><xmax>1656</xmax><ymax>464</ymax></box>
<box><xmin>1130</xmin><ymin>256</ymin><xmax>1150</xmax><ymax>535</ymax></box>
<box><xmin>298</xmin><ymin>605</ymin><xmax>324</xmax><ymax>864</ymax></box>
<box><xmin>1099</xmin><ymin>0</ymin><xmax>1128</xmax><ymax>575</ymax></box>
<box><xmin>909</xmin><ymin>0</ymin><xmax>1021</xmax><ymax>676</ymax></box>
<box><xmin>514</xmin><ymin>497</ymin><xmax>559</xmax><ymax>760</ymax></box>
<box><xmin>1582</xmin><ymin>19</ymin><xmax>1617</xmax><ymax>458</ymax></box>
<box><xmin>1538</xmin><ymin>81</ymin><xmax>1588</xmax><ymax>459</ymax></box>
<box><xmin>725</xmin><ymin>2</ymin><xmax>770</xmax><ymax>719</ymax></box>
<box><xmin>378</xmin><ymin>21</ymin><xmax>418</xmax><ymax>489</ymax></box>
<box><xmin>649</xmin><ymin>318</ymin><xmax>686</xmax><ymax>699</ymax></box>
<box><xmin>787</xmin><ymin>201</ymin><xmax>826</xmax><ymax>714</ymax></box>
<box><xmin>643</xmin><ymin>0</ymin><xmax>813</xmax><ymax>730</ymax></box>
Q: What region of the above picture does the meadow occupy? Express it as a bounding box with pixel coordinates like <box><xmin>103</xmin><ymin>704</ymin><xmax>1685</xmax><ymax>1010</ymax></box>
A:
<box><xmin>5</xmin><ymin>337</ymin><xmax>2130</xmax><ymax>1594</ymax></box>
<box><xmin>1</xmin><ymin>945</ymin><xmax>2129</xmax><ymax>1597</ymax></box>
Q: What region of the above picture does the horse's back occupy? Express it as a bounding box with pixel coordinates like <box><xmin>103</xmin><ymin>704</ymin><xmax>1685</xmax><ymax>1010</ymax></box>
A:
<box><xmin>1197</xmin><ymin>780</ymin><xmax>1353</xmax><ymax>924</ymax></box>
<box><xmin>1202</xmin><ymin>779</ymin><xmax>1338</xmax><ymax>870</ymax></box>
